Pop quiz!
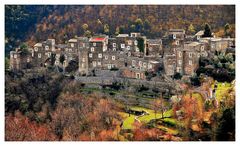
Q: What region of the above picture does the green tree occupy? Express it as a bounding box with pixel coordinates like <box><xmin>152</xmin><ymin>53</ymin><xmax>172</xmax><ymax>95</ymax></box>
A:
<box><xmin>119</xmin><ymin>26</ymin><xmax>125</xmax><ymax>34</ymax></box>
<box><xmin>130</xmin><ymin>25</ymin><xmax>136</xmax><ymax>32</ymax></box>
<box><xmin>135</xmin><ymin>18</ymin><xmax>143</xmax><ymax>32</ymax></box>
<box><xmin>224</xmin><ymin>23</ymin><xmax>230</xmax><ymax>37</ymax></box>
<box><xmin>104</xmin><ymin>24</ymin><xmax>109</xmax><ymax>34</ymax></box>
<box><xmin>50</xmin><ymin>54</ymin><xmax>56</xmax><ymax>66</ymax></box>
<box><xmin>84</xmin><ymin>30</ymin><xmax>92</xmax><ymax>37</ymax></box>
<box><xmin>5</xmin><ymin>57</ymin><xmax>10</xmax><ymax>70</ymax></box>
<box><xmin>216</xmin><ymin>107</ymin><xmax>235</xmax><ymax>141</ymax></box>
<box><xmin>59</xmin><ymin>54</ymin><xmax>65</xmax><ymax>65</ymax></box>
<box><xmin>65</xmin><ymin>60</ymin><xmax>79</xmax><ymax>73</ymax></box>
<box><xmin>82</xmin><ymin>23</ymin><xmax>89</xmax><ymax>31</ymax></box>
<box><xmin>137</xmin><ymin>37</ymin><xmax>144</xmax><ymax>52</ymax></box>
<box><xmin>202</xmin><ymin>23</ymin><xmax>212</xmax><ymax>37</ymax></box>
<box><xmin>188</xmin><ymin>24</ymin><xmax>195</xmax><ymax>34</ymax></box>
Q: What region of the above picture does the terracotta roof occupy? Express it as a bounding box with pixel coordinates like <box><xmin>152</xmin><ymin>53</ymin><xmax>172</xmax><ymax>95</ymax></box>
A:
<box><xmin>89</xmin><ymin>37</ymin><xmax>106</xmax><ymax>42</ymax></box>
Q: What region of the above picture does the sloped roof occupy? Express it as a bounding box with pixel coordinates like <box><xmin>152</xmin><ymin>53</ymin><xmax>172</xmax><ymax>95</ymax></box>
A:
<box><xmin>89</xmin><ymin>37</ymin><xmax>107</xmax><ymax>42</ymax></box>
<box><xmin>195</xmin><ymin>30</ymin><xmax>204</xmax><ymax>36</ymax></box>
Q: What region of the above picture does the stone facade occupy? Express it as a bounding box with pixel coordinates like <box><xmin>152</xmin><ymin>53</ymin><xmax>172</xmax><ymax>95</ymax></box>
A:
<box><xmin>9</xmin><ymin>29</ymin><xmax>235</xmax><ymax>80</ymax></box>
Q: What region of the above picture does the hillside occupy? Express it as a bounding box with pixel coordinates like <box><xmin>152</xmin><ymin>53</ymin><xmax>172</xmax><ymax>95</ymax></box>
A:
<box><xmin>5</xmin><ymin>5</ymin><xmax>235</xmax><ymax>55</ymax></box>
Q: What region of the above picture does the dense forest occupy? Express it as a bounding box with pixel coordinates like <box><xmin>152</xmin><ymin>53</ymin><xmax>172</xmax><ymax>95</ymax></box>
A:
<box><xmin>5</xmin><ymin>5</ymin><xmax>235</xmax><ymax>56</ymax></box>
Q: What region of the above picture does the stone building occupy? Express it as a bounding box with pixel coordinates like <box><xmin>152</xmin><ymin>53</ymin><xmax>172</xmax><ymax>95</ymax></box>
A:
<box><xmin>163</xmin><ymin>54</ymin><xmax>176</xmax><ymax>76</ymax></box>
<box><xmin>199</xmin><ymin>37</ymin><xmax>235</xmax><ymax>52</ymax></box>
<box><xmin>78</xmin><ymin>37</ymin><xmax>90</xmax><ymax>75</ymax></box>
<box><xmin>146</xmin><ymin>39</ymin><xmax>163</xmax><ymax>57</ymax></box>
<box><xmin>10</xmin><ymin>48</ymin><xmax>32</xmax><ymax>70</ymax></box>
<box><xmin>9</xmin><ymin>29</ymin><xmax>235</xmax><ymax>80</ymax></box>
<box><xmin>88</xmin><ymin>35</ymin><xmax>108</xmax><ymax>70</ymax></box>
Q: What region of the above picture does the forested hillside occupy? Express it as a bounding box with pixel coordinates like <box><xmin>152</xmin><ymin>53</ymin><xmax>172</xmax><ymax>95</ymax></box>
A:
<box><xmin>5</xmin><ymin>5</ymin><xmax>235</xmax><ymax>55</ymax></box>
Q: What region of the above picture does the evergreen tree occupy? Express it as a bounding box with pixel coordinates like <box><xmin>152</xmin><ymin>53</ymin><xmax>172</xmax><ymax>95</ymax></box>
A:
<box><xmin>202</xmin><ymin>23</ymin><xmax>212</xmax><ymax>37</ymax></box>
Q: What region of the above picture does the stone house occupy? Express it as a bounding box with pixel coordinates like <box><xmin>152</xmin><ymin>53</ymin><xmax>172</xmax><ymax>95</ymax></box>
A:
<box><xmin>121</xmin><ymin>67</ymin><xmax>146</xmax><ymax>80</ymax></box>
<box><xmin>168</xmin><ymin>29</ymin><xmax>186</xmax><ymax>40</ymax></box>
<box><xmin>32</xmin><ymin>39</ymin><xmax>55</xmax><ymax>67</ymax></box>
<box><xmin>199</xmin><ymin>37</ymin><xmax>235</xmax><ymax>52</ymax></box>
<box><xmin>88</xmin><ymin>35</ymin><xmax>108</xmax><ymax>70</ymax></box>
<box><xmin>163</xmin><ymin>54</ymin><xmax>176</xmax><ymax>76</ymax></box>
<box><xmin>78</xmin><ymin>37</ymin><xmax>90</xmax><ymax>75</ymax></box>
<box><xmin>10</xmin><ymin>48</ymin><xmax>32</xmax><ymax>70</ymax></box>
<box><xmin>146</xmin><ymin>39</ymin><xmax>163</xmax><ymax>57</ymax></box>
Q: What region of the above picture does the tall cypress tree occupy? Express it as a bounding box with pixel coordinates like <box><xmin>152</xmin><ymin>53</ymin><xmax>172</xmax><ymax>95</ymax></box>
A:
<box><xmin>202</xmin><ymin>23</ymin><xmax>213</xmax><ymax>37</ymax></box>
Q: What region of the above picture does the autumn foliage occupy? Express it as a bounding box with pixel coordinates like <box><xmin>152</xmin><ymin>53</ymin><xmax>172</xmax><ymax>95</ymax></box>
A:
<box><xmin>5</xmin><ymin>111</ymin><xmax>56</xmax><ymax>141</ymax></box>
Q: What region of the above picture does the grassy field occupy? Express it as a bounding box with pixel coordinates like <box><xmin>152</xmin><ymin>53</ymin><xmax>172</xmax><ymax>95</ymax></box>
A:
<box><xmin>118</xmin><ymin>112</ymin><xmax>136</xmax><ymax>129</ymax></box>
<box><xmin>120</xmin><ymin>106</ymin><xmax>174</xmax><ymax>129</ymax></box>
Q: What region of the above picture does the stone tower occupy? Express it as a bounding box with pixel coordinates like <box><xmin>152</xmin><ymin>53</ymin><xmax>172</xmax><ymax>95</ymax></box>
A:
<box><xmin>78</xmin><ymin>37</ymin><xmax>89</xmax><ymax>75</ymax></box>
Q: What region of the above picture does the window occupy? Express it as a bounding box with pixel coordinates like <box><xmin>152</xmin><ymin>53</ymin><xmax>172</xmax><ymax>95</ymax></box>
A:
<box><xmin>201</xmin><ymin>46</ymin><xmax>204</xmax><ymax>51</ymax></box>
<box><xmin>128</xmin><ymin>52</ymin><xmax>131</xmax><ymax>57</ymax></box>
<box><xmin>93</xmin><ymin>43</ymin><xmax>96</xmax><ymax>46</ymax></box>
<box><xmin>98</xmin><ymin>61</ymin><xmax>101</xmax><ymax>66</ymax></box>
<box><xmin>98</xmin><ymin>53</ymin><xmax>102</xmax><ymax>58</ymax></box>
<box><xmin>91</xmin><ymin>47</ymin><xmax>94</xmax><ymax>52</ymax></box>
<box><xmin>69</xmin><ymin>48</ymin><xmax>72</xmax><ymax>52</ymax></box>
<box><xmin>179</xmin><ymin>52</ymin><xmax>182</xmax><ymax>57</ymax></box>
<box><xmin>82</xmin><ymin>58</ymin><xmax>85</xmax><ymax>62</ymax></box>
<box><xmin>211</xmin><ymin>44</ymin><xmax>214</xmax><ymax>49</ymax></box>
<box><xmin>139</xmin><ymin>61</ymin><xmax>142</xmax><ymax>66</ymax></box>
<box><xmin>127</xmin><ymin>46</ymin><xmax>130</xmax><ymax>50</ymax></box>
<box><xmin>177</xmin><ymin>67</ymin><xmax>181</xmax><ymax>72</ymax></box>
<box><xmin>112</xmin><ymin>56</ymin><xmax>115</xmax><ymax>60</ymax></box>
<box><xmin>48</xmin><ymin>52</ymin><xmax>51</xmax><ymax>57</ymax></box>
<box><xmin>89</xmin><ymin>53</ymin><xmax>92</xmax><ymax>58</ymax></box>
<box><xmin>173</xmin><ymin>34</ymin><xmax>176</xmax><ymax>39</ymax></box>
<box><xmin>136</xmin><ymin>73</ymin><xmax>140</xmax><ymax>79</ymax></box>
<box><xmin>176</xmin><ymin>40</ymin><xmax>179</xmax><ymax>45</ymax></box>
<box><xmin>132</xmin><ymin>60</ymin><xmax>136</xmax><ymax>66</ymax></box>
<box><xmin>134</xmin><ymin>40</ymin><xmax>138</xmax><ymax>46</ymax></box>
<box><xmin>136</xmin><ymin>47</ymin><xmax>140</xmax><ymax>52</ymax></box>
<box><xmin>148</xmin><ymin>64</ymin><xmax>153</xmax><ymax>69</ymax></box>
<box><xmin>113</xmin><ymin>48</ymin><xmax>116</xmax><ymax>51</ymax></box>
<box><xmin>189</xmin><ymin>53</ymin><xmax>192</xmax><ymax>58</ymax></box>
<box><xmin>178</xmin><ymin>60</ymin><xmax>182</xmax><ymax>65</ymax></box>
<box><xmin>38</xmin><ymin>53</ymin><xmax>41</xmax><ymax>58</ymax></box>
<box><xmin>55</xmin><ymin>61</ymin><xmax>59</xmax><ymax>65</ymax></box>
<box><xmin>45</xmin><ymin>46</ymin><xmax>49</xmax><ymax>50</ymax></box>
<box><xmin>93</xmin><ymin>61</ymin><xmax>96</xmax><ymax>67</ymax></box>
<box><xmin>113</xmin><ymin>43</ymin><xmax>116</xmax><ymax>47</ymax></box>
<box><xmin>108</xmin><ymin>64</ymin><xmax>112</xmax><ymax>69</ymax></box>
<box><xmin>143</xmin><ymin>63</ymin><xmax>147</xmax><ymax>68</ymax></box>
<box><xmin>189</xmin><ymin>60</ymin><xmax>192</xmax><ymax>65</ymax></box>
<box><xmin>71</xmin><ymin>43</ymin><xmax>74</xmax><ymax>47</ymax></box>
<box><xmin>103</xmin><ymin>46</ymin><xmax>107</xmax><ymax>52</ymax></box>
<box><xmin>128</xmin><ymin>40</ymin><xmax>132</xmax><ymax>45</ymax></box>
<box><xmin>121</xmin><ymin>44</ymin><xmax>125</xmax><ymax>48</ymax></box>
<box><xmin>34</xmin><ymin>47</ymin><xmax>38</xmax><ymax>51</ymax></box>
<box><xmin>105</xmin><ymin>55</ymin><xmax>108</xmax><ymax>60</ymax></box>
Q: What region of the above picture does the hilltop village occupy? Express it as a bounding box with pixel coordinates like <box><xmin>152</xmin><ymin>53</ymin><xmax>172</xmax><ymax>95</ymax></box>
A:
<box><xmin>9</xmin><ymin>29</ymin><xmax>235</xmax><ymax>81</ymax></box>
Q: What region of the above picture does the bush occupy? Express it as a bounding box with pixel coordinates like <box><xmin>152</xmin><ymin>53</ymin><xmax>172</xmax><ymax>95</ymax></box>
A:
<box><xmin>173</xmin><ymin>73</ymin><xmax>182</xmax><ymax>80</ymax></box>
